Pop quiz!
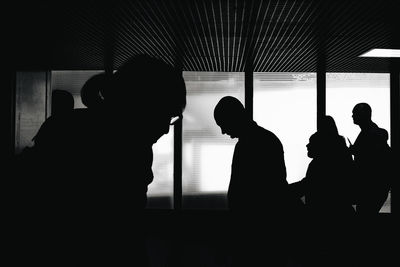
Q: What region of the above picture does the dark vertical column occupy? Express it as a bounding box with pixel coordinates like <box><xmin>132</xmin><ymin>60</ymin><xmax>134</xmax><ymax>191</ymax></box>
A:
<box><xmin>245</xmin><ymin>69</ymin><xmax>253</xmax><ymax>120</ymax></box>
<box><xmin>390</xmin><ymin>70</ymin><xmax>399</xmax><ymax>214</ymax></box>
<box><xmin>1</xmin><ymin>70</ymin><xmax>16</xmax><ymax>161</ymax></box>
<box><xmin>315</xmin><ymin>1</ymin><xmax>327</xmax><ymax>131</ymax></box>
<box><xmin>45</xmin><ymin>71</ymin><xmax>52</xmax><ymax>118</ymax></box>
<box><xmin>173</xmin><ymin>120</ymin><xmax>182</xmax><ymax>210</ymax></box>
<box><xmin>317</xmin><ymin>69</ymin><xmax>326</xmax><ymax>130</ymax></box>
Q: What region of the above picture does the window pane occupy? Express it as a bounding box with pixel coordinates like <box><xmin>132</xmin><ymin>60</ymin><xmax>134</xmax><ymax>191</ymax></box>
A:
<box><xmin>52</xmin><ymin>71</ymin><xmax>103</xmax><ymax>109</ymax></box>
<box><xmin>253</xmin><ymin>73</ymin><xmax>317</xmax><ymax>184</ymax></box>
<box><xmin>326</xmin><ymin>73</ymin><xmax>391</xmax><ymax>213</ymax></box>
<box><xmin>146</xmin><ymin>128</ymin><xmax>174</xmax><ymax>209</ymax></box>
<box><xmin>15</xmin><ymin>72</ymin><xmax>49</xmax><ymax>154</ymax></box>
<box><xmin>182</xmin><ymin>72</ymin><xmax>245</xmax><ymax>209</ymax></box>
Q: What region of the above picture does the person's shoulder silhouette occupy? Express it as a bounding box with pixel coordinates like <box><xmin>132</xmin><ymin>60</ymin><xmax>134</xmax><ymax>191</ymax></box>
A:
<box><xmin>214</xmin><ymin>96</ymin><xmax>289</xmax><ymax>212</ymax></box>
<box><xmin>300</xmin><ymin>115</ymin><xmax>356</xmax><ymax>215</ymax></box>
<box><xmin>31</xmin><ymin>89</ymin><xmax>75</xmax><ymax>150</ymax></box>
<box><xmin>351</xmin><ymin>102</ymin><xmax>391</xmax><ymax>214</ymax></box>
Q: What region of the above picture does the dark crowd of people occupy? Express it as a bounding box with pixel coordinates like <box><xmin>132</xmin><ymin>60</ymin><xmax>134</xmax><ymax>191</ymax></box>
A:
<box><xmin>10</xmin><ymin>54</ymin><xmax>393</xmax><ymax>266</ymax></box>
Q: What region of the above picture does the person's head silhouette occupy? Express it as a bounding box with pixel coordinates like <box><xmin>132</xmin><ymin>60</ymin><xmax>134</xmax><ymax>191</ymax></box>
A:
<box><xmin>110</xmin><ymin>54</ymin><xmax>186</xmax><ymax>144</ymax></box>
<box><xmin>319</xmin><ymin>115</ymin><xmax>339</xmax><ymax>136</ymax></box>
<box><xmin>352</xmin><ymin>102</ymin><xmax>372</xmax><ymax>127</ymax></box>
<box><xmin>214</xmin><ymin>96</ymin><xmax>248</xmax><ymax>139</ymax></box>
<box><xmin>308</xmin><ymin>116</ymin><xmax>344</xmax><ymax>159</ymax></box>
<box><xmin>51</xmin><ymin>89</ymin><xmax>74</xmax><ymax>116</ymax></box>
<box><xmin>306</xmin><ymin>132</ymin><xmax>322</xmax><ymax>159</ymax></box>
<box><xmin>80</xmin><ymin>73</ymin><xmax>109</xmax><ymax>109</ymax></box>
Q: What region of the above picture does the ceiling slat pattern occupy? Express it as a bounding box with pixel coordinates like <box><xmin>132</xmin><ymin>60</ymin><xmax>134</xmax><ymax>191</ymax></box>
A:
<box><xmin>7</xmin><ymin>0</ymin><xmax>400</xmax><ymax>72</ymax></box>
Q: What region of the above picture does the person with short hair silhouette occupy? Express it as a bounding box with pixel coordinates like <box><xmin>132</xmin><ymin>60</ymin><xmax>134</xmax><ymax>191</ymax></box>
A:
<box><xmin>104</xmin><ymin>55</ymin><xmax>186</xmax><ymax>208</ymax></box>
<box><xmin>99</xmin><ymin>55</ymin><xmax>186</xmax><ymax>266</ymax></box>
<box><xmin>349</xmin><ymin>103</ymin><xmax>391</xmax><ymax>214</ymax></box>
<box><xmin>31</xmin><ymin>89</ymin><xmax>74</xmax><ymax>144</ymax></box>
<box><xmin>15</xmin><ymin>89</ymin><xmax>74</xmax><ymax>167</ymax></box>
<box><xmin>214</xmin><ymin>96</ymin><xmax>298</xmax><ymax>266</ymax></box>
<box><xmin>51</xmin><ymin>89</ymin><xmax>75</xmax><ymax>116</ymax></box>
<box><xmin>80</xmin><ymin>72</ymin><xmax>107</xmax><ymax>109</ymax></box>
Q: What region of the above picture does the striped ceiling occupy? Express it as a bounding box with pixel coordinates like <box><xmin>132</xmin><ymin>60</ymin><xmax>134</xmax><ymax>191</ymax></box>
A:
<box><xmin>7</xmin><ymin>0</ymin><xmax>400</xmax><ymax>72</ymax></box>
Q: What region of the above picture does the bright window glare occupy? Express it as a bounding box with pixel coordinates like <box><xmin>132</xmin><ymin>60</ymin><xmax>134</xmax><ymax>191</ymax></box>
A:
<box><xmin>359</xmin><ymin>48</ymin><xmax>400</xmax><ymax>57</ymax></box>
<box><xmin>182</xmin><ymin>72</ymin><xmax>244</xmax><ymax>209</ymax></box>
<box><xmin>200</xmin><ymin>144</ymin><xmax>234</xmax><ymax>192</ymax></box>
<box><xmin>254</xmin><ymin>73</ymin><xmax>317</xmax><ymax>184</ymax></box>
<box><xmin>326</xmin><ymin>73</ymin><xmax>390</xmax><ymax>145</ymax></box>
<box><xmin>147</xmin><ymin>127</ymin><xmax>174</xmax><ymax>204</ymax></box>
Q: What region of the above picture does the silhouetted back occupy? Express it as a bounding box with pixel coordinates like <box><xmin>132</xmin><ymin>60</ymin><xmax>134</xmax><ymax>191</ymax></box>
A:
<box><xmin>351</xmin><ymin>103</ymin><xmax>391</xmax><ymax>214</ymax></box>
<box><xmin>214</xmin><ymin>96</ymin><xmax>299</xmax><ymax>266</ymax></box>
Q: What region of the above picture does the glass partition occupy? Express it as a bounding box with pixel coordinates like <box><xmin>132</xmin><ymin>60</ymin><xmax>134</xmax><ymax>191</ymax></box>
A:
<box><xmin>182</xmin><ymin>72</ymin><xmax>245</xmax><ymax>209</ymax></box>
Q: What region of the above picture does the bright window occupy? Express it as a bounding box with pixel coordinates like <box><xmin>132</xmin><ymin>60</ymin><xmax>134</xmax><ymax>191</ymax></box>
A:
<box><xmin>253</xmin><ymin>73</ymin><xmax>317</xmax><ymax>184</ymax></box>
<box><xmin>146</xmin><ymin>128</ymin><xmax>174</xmax><ymax>209</ymax></box>
<box><xmin>182</xmin><ymin>72</ymin><xmax>245</xmax><ymax>209</ymax></box>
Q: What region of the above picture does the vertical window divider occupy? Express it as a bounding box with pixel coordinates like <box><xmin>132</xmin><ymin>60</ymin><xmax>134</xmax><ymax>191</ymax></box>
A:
<box><xmin>245</xmin><ymin>70</ymin><xmax>254</xmax><ymax>120</ymax></box>
<box><xmin>390</xmin><ymin>69</ymin><xmax>399</xmax><ymax>214</ymax></box>
<box><xmin>45</xmin><ymin>71</ymin><xmax>52</xmax><ymax>119</ymax></box>
<box><xmin>317</xmin><ymin>70</ymin><xmax>326</xmax><ymax>130</ymax></box>
<box><xmin>173</xmin><ymin>119</ymin><xmax>183</xmax><ymax>211</ymax></box>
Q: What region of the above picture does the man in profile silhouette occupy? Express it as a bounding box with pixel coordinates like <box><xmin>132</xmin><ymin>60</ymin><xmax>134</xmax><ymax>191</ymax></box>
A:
<box><xmin>99</xmin><ymin>55</ymin><xmax>186</xmax><ymax>265</ymax></box>
<box><xmin>214</xmin><ymin>96</ymin><xmax>296</xmax><ymax>266</ymax></box>
<box><xmin>350</xmin><ymin>103</ymin><xmax>391</xmax><ymax>214</ymax></box>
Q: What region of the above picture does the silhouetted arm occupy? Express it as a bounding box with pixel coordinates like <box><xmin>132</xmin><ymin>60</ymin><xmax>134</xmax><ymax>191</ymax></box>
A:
<box><xmin>289</xmin><ymin>179</ymin><xmax>307</xmax><ymax>199</ymax></box>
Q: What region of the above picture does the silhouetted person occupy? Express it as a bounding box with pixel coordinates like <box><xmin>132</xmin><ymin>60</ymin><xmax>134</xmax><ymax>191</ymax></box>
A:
<box><xmin>28</xmin><ymin>89</ymin><xmax>74</xmax><ymax>145</ymax></box>
<box><xmin>80</xmin><ymin>72</ymin><xmax>106</xmax><ymax>109</ymax></box>
<box><xmin>100</xmin><ymin>55</ymin><xmax>186</xmax><ymax>266</ymax></box>
<box><xmin>291</xmin><ymin>116</ymin><xmax>355</xmax><ymax>215</ymax></box>
<box><xmin>51</xmin><ymin>89</ymin><xmax>75</xmax><ymax>116</ymax></box>
<box><xmin>14</xmin><ymin>55</ymin><xmax>186</xmax><ymax>266</ymax></box>
<box><xmin>15</xmin><ymin>89</ymin><xmax>74</xmax><ymax>167</ymax></box>
<box><xmin>214</xmin><ymin>96</ymin><xmax>300</xmax><ymax>266</ymax></box>
<box><xmin>350</xmin><ymin>103</ymin><xmax>391</xmax><ymax>214</ymax></box>
<box><xmin>289</xmin><ymin>116</ymin><xmax>356</xmax><ymax>267</ymax></box>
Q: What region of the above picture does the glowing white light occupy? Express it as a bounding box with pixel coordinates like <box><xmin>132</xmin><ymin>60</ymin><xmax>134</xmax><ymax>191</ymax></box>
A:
<box><xmin>359</xmin><ymin>49</ymin><xmax>400</xmax><ymax>57</ymax></box>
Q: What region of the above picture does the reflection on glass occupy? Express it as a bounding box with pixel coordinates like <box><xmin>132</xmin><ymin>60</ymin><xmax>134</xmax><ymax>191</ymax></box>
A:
<box><xmin>326</xmin><ymin>73</ymin><xmax>391</xmax><ymax>213</ymax></box>
<box><xmin>253</xmin><ymin>73</ymin><xmax>317</xmax><ymax>184</ymax></box>
<box><xmin>146</xmin><ymin>128</ymin><xmax>174</xmax><ymax>209</ymax></box>
<box><xmin>182</xmin><ymin>72</ymin><xmax>245</xmax><ymax>209</ymax></box>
